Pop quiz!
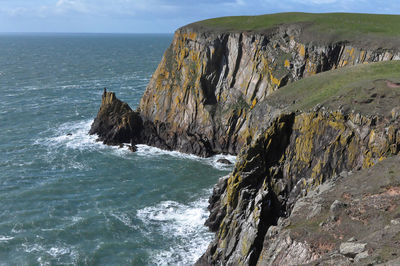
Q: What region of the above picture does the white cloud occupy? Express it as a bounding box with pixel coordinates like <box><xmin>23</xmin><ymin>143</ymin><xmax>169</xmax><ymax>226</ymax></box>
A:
<box><xmin>55</xmin><ymin>0</ymin><xmax>89</xmax><ymax>13</ymax></box>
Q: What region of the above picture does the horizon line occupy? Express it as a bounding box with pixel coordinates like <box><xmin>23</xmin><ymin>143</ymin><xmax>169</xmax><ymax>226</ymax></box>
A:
<box><xmin>0</xmin><ymin>32</ymin><xmax>174</xmax><ymax>35</ymax></box>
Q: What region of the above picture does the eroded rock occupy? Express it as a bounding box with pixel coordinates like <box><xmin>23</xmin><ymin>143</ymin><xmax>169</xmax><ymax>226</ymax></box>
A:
<box><xmin>339</xmin><ymin>242</ymin><xmax>367</xmax><ymax>257</ymax></box>
<box><xmin>89</xmin><ymin>90</ymin><xmax>143</xmax><ymax>146</ymax></box>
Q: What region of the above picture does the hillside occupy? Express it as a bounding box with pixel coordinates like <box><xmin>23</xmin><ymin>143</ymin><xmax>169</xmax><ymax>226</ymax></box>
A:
<box><xmin>268</xmin><ymin>60</ymin><xmax>400</xmax><ymax>115</ymax></box>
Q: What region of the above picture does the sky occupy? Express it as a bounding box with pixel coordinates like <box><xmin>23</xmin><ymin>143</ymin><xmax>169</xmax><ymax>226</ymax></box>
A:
<box><xmin>0</xmin><ymin>0</ymin><xmax>399</xmax><ymax>33</ymax></box>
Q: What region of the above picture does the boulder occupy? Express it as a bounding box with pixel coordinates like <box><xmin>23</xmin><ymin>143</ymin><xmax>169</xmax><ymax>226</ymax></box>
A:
<box><xmin>217</xmin><ymin>158</ymin><xmax>232</xmax><ymax>165</ymax></box>
<box><xmin>340</xmin><ymin>242</ymin><xmax>367</xmax><ymax>257</ymax></box>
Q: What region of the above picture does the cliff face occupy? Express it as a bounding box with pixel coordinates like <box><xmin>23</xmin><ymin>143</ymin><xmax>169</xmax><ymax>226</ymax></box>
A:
<box><xmin>138</xmin><ymin>25</ymin><xmax>400</xmax><ymax>156</ymax></box>
<box><xmin>198</xmin><ymin>111</ymin><xmax>400</xmax><ymax>265</ymax></box>
<box><xmin>257</xmin><ymin>155</ymin><xmax>400</xmax><ymax>265</ymax></box>
<box><xmin>89</xmin><ymin>14</ymin><xmax>400</xmax><ymax>266</ymax></box>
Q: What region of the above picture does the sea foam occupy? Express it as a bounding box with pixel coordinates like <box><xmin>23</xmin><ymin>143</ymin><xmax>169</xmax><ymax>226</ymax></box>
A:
<box><xmin>137</xmin><ymin>195</ymin><xmax>213</xmax><ymax>265</ymax></box>
<box><xmin>136</xmin><ymin>144</ymin><xmax>236</xmax><ymax>171</ymax></box>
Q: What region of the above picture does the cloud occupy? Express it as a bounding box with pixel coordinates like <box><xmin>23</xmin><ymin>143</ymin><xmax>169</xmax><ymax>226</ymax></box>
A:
<box><xmin>1</xmin><ymin>0</ymin><xmax>400</xmax><ymax>33</ymax></box>
<box><xmin>55</xmin><ymin>0</ymin><xmax>89</xmax><ymax>13</ymax></box>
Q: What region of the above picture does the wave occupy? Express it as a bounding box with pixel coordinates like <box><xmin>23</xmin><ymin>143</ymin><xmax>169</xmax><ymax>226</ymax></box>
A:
<box><xmin>35</xmin><ymin>119</ymin><xmax>236</xmax><ymax>171</ymax></box>
<box><xmin>22</xmin><ymin>242</ymin><xmax>79</xmax><ymax>264</ymax></box>
<box><xmin>0</xmin><ymin>236</ymin><xmax>14</xmax><ymax>241</ymax></box>
<box><xmin>34</xmin><ymin>119</ymin><xmax>100</xmax><ymax>151</ymax></box>
<box><xmin>136</xmin><ymin>145</ymin><xmax>236</xmax><ymax>171</ymax></box>
<box><xmin>136</xmin><ymin>195</ymin><xmax>213</xmax><ymax>265</ymax></box>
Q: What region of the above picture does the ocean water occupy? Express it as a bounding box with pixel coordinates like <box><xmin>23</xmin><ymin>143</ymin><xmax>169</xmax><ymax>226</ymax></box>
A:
<box><xmin>0</xmin><ymin>34</ymin><xmax>235</xmax><ymax>265</ymax></box>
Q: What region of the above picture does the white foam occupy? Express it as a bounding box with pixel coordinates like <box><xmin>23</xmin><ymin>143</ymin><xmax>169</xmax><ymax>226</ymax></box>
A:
<box><xmin>47</xmin><ymin>246</ymin><xmax>71</xmax><ymax>257</ymax></box>
<box><xmin>23</xmin><ymin>242</ymin><xmax>78</xmax><ymax>263</ymax></box>
<box><xmin>22</xmin><ymin>243</ymin><xmax>45</xmax><ymax>253</ymax></box>
<box><xmin>35</xmin><ymin>119</ymin><xmax>135</xmax><ymax>159</ymax></box>
<box><xmin>0</xmin><ymin>236</ymin><xmax>14</xmax><ymax>241</ymax></box>
<box><xmin>136</xmin><ymin>144</ymin><xmax>236</xmax><ymax>171</ymax></box>
<box><xmin>137</xmin><ymin>195</ymin><xmax>213</xmax><ymax>265</ymax></box>
<box><xmin>35</xmin><ymin>120</ymin><xmax>236</xmax><ymax>171</ymax></box>
<box><xmin>71</xmin><ymin>216</ymin><xmax>83</xmax><ymax>223</ymax></box>
<box><xmin>59</xmin><ymin>84</ymin><xmax>80</xmax><ymax>90</ymax></box>
<box><xmin>35</xmin><ymin>119</ymin><xmax>100</xmax><ymax>151</ymax></box>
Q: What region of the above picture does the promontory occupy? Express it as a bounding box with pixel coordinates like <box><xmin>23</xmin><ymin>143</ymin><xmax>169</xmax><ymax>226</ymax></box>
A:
<box><xmin>90</xmin><ymin>13</ymin><xmax>400</xmax><ymax>265</ymax></box>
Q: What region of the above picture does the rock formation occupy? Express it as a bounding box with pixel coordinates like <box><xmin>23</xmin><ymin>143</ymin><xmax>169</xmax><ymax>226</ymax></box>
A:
<box><xmin>89</xmin><ymin>13</ymin><xmax>400</xmax><ymax>265</ymax></box>
<box><xmin>138</xmin><ymin>21</ymin><xmax>400</xmax><ymax>157</ymax></box>
<box><xmin>197</xmin><ymin>110</ymin><xmax>400</xmax><ymax>265</ymax></box>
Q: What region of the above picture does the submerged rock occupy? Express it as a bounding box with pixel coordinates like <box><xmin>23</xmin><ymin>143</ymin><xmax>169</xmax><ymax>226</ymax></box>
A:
<box><xmin>216</xmin><ymin>158</ymin><xmax>232</xmax><ymax>165</ymax></box>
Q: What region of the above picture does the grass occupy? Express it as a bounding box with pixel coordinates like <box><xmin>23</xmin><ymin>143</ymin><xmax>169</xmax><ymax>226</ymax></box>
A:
<box><xmin>186</xmin><ymin>13</ymin><xmax>400</xmax><ymax>47</ymax></box>
<box><xmin>265</xmin><ymin>60</ymin><xmax>400</xmax><ymax>116</ymax></box>
<box><xmin>188</xmin><ymin>13</ymin><xmax>400</xmax><ymax>37</ymax></box>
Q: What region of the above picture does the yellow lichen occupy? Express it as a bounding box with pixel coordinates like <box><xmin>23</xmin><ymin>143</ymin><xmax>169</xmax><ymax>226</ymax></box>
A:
<box><xmin>299</xmin><ymin>44</ymin><xmax>306</xmax><ymax>57</ymax></box>
<box><xmin>269</xmin><ymin>73</ymin><xmax>281</xmax><ymax>86</ymax></box>
<box><xmin>251</xmin><ymin>98</ymin><xmax>257</xmax><ymax>109</ymax></box>
<box><xmin>284</xmin><ymin>59</ymin><xmax>290</xmax><ymax>68</ymax></box>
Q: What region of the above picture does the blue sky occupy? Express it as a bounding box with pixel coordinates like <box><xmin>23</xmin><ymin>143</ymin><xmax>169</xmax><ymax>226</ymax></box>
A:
<box><xmin>0</xmin><ymin>0</ymin><xmax>399</xmax><ymax>33</ymax></box>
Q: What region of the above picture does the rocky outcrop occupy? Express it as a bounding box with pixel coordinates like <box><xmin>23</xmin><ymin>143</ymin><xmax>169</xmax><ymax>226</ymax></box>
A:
<box><xmin>91</xmin><ymin>21</ymin><xmax>400</xmax><ymax>157</ymax></box>
<box><xmin>255</xmin><ymin>155</ymin><xmax>400</xmax><ymax>265</ymax></box>
<box><xmin>139</xmin><ymin>24</ymin><xmax>400</xmax><ymax>156</ymax></box>
<box><xmin>89</xmin><ymin>90</ymin><xmax>143</xmax><ymax>145</ymax></box>
<box><xmin>197</xmin><ymin>111</ymin><xmax>400</xmax><ymax>265</ymax></box>
<box><xmin>89</xmin><ymin>13</ymin><xmax>400</xmax><ymax>266</ymax></box>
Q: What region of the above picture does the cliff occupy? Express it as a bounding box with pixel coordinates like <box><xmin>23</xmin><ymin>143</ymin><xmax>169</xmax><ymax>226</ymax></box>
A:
<box><xmin>138</xmin><ymin>13</ymin><xmax>400</xmax><ymax>156</ymax></box>
<box><xmin>89</xmin><ymin>12</ymin><xmax>400</xmax><ymax>265</ymax></box>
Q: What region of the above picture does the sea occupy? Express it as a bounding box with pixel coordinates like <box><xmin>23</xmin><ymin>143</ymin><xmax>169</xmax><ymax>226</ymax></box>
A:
<box><xmin>0</xmin><ymin>33</ymin><xmax>235</xmax><ymax>265</ymax></box>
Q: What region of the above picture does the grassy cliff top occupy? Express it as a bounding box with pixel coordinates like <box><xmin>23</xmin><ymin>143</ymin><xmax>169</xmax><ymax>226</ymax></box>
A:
<box><xmin>186</xmin><ymin>13</ymin><xmax>400</xmax><ymax>48</ymax></box>
<box><xmin>266</xmin><ymin>60</ymin><xmax>400</xmax><ymax>117</ymax></box>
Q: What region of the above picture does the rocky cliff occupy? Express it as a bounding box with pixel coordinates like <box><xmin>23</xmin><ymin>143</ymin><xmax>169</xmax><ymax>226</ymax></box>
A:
<box><xmin>138</xmin><ymin>15</ymin><xmax>400</xmax><ymax>157</ymax></box>
<box><xmin>89</xmin><ymin>13</ymin><xmax>400</xmax><ymax>265</ymax></box>
<box><xmin>197</xmin><ymin>110</ymin><xmax>400</xmax><ymax>265</ymax></box>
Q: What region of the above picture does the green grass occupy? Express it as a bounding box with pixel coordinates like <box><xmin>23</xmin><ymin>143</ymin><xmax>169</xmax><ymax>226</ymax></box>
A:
<box><xmin>266</xmin><ymin>61</ymin><xmax>400</xmax><ymax>116</ymax></box>
<box><xmin>188</xmin><ymin>12</ymin><xmax>400</xmax><ymax>39</ymax></box>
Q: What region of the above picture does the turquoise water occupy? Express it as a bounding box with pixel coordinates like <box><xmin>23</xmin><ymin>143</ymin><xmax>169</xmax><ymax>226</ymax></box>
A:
<box><xmin>0</xmin><ymin>34</ymin><xmax>234</xmax><ymax>265</ymax></box>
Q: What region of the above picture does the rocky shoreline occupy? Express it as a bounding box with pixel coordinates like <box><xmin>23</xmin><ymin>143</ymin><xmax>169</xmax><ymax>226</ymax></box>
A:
<box><xmin>90</xmin><ymin>14</ymin><xmax>400</xmax><ymax>265</ymax></box>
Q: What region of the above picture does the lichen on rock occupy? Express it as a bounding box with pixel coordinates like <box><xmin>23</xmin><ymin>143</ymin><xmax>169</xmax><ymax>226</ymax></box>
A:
<box><xmin>89</xmin><ymin>13</ymin><xmax>400</xmax><ymax>266</ymax></box>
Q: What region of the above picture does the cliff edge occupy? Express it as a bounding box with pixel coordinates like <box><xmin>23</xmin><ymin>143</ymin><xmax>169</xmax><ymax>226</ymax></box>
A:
<box><xmin>89</xmin><ymin>13</ymin><xmax>400</xmax><ymax>265</ymax></box>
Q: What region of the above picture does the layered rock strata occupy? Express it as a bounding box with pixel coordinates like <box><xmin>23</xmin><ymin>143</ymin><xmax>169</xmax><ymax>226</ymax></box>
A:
<box><xmin>89</xmin><ymin>17</ymin><xmax>400</xmax><ymax>266</ymax></box>
<box><xmin>197</xmin><ymin>111</ymin><xmax>400</xmax><ymax>265</ymax></box>
<box><xmin>138</xmin><ymin>25</ymin><xmax>400</xmax><ymax>156</ymax></box>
